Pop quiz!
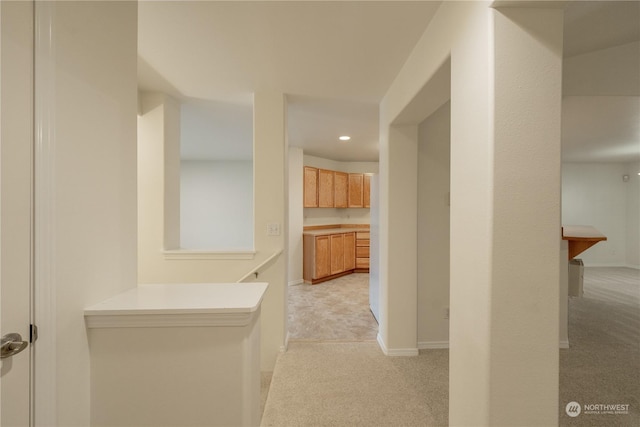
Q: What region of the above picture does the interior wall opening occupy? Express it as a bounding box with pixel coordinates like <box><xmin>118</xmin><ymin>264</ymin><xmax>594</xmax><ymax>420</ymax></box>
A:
<box><xmin>285</xmin><ymin>96</ymin><xmax>380</xmax><ymax>341</ymax></box>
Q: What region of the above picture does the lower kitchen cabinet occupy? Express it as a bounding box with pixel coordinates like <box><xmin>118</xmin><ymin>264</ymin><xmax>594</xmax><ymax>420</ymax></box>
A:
<box><xmin>314</xmin><ymin>235</ymin><xmax>331</xmax><ymax>279</ymax></box>
<box><xmin>344</xmin><ymin>232</ymin><xmax>356</xmax><ymax>271</ymax></box>
<box><xmin>355</xmin><ymin>231</ymin><xmax>370</xmax><ymax>272</ymax></box>
<box><xmin>303</xmin><ymin>231</ymin><xmax>356</xmax><ymax>284</ymax></box>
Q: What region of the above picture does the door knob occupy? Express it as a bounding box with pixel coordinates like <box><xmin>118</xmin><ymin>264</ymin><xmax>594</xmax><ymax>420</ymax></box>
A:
<box><xmin>1</xmin><ymin>333</ymin><xmax>28</xmax><ymax>359</ymax></box>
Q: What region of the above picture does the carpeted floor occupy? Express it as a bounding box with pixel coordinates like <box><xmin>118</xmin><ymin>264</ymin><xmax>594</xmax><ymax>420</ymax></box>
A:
<box><xmin>559</xmin><ymin>267</ymin><xmax>639</xmax><ymax>426</ymax></box>
<box><xmin>261</xmin><ymin>341</ymin><xmax>449</xmax><ymax>427</ymax></box>
<box><xmin>263</xmin><ymin>267</ymin><xmax>639</xmax><ymax>426</ymax></box>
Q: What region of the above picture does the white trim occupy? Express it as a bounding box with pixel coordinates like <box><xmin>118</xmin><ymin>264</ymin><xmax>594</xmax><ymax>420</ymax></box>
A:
<box><xmin>84</xmin><ymin>311</ymin><xmax>258</xmax><ymax>329</ymax></box>
<box><xmin>418</xmin><ymin>341</ymin><xmax>450</xmax><ymax>349</ymax></box>
<box><xmin>288</xmin><ymin>279</ymin><xmax>304</xmax><ymax>286</ymax></box>
<box><xmin>377</xmin><ymin>333</ymin><xmax>388</xmax><ymax>354</ymax></box>
<box><xmin>163</xmin><ymin>249</ymin><xmax>255</xmax><ymax>260</ymax></box>
<box><xmin>280</xmin><ymin>331</ymin><xmax>290</xmax><ymax>353</ymax></box>
<box><xmin>559</xmin><ymin>340</ymin><xmax>569</xmax><ymax>349</ymax></box>
<box><xmin>378</xmin><ymin>332</ymin><xmax>419</xmax><ymax>356</ymax></box>
<box><xmin>34</xmin><ymin>2</ymin><xmax>57</xmax><ymax>425</ymax></box>
<box><xmin>385</xmin><ymin>347</ymin><xmax>419</xmax><ymax>356</ymax></box>
<box><xmin>582</xmin><ymin>263</ymin><xmax>629</xmax><ymax>268</ymax></box>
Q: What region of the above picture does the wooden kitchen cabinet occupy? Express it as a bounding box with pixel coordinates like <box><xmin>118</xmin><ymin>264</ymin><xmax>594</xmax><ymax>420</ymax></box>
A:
<box><xmin>355</xmin><ymin>231</ymin><xmax>370</xmax><ymax>272</ymax></box>
<box><xmin>303</xmin><ymin>167</ymin><xmax>318</xmax><ymax>208</ymax></box>
<box><xmin>334</xmin><ymin>171</ymin><xmax>349</xmax><ymax>208</ymax></box>
<box><xmin>348</xmin><ymin>173</ymin><xmax>364</xmax><ymax>207</ymax></box>
<box><xmin>318</xmin><ymin>169</ymin><xmax>334</xmax><ymax>207</ymax></box>
<box><xmin>343</xmin><ymin>232</ymin><xmax>356</xmax><ymax>271</ymax></box>
<box><xmin>304</xmin><ymin>166</ymin><xmax>372</xmax><ymax>210</ymax></box>
<box><xmin>313</xmin><ymin>235</ymin><xmax>330</xmax><ymax>279</ymax></box>
<box><xmin>303</xmin><ymin>231</ymin><xmax>357</xmax><ymax>284</ymax></box>
<box><xmin>330</xmin><ymin>234</ymin><xmax>344</xmax><ymax>275</ymax></box>
<box><xmin>363</xmin><ymin>174</ymin><xmax>371</xmax><ymax>208</ymax></box>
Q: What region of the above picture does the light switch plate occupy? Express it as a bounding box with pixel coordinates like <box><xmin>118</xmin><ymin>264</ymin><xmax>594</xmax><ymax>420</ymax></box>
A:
<box><xmin>267</xmin><ymin>223</ymin><xmax>280</xmax><ymax>236</ymax></box>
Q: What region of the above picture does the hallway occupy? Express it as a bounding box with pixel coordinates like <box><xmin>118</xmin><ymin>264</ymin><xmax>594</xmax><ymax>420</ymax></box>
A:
<box><xmin>264</xmin><ymin>267</ymin><xmax>640</xmax><ymax>426</ymax></box>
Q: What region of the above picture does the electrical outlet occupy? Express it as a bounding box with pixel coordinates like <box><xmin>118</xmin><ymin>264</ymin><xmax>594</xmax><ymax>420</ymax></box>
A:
<box><xmin>267</xmin><ymin>223</ymin><xmax>280</xmax><ymax>236</ymax></box>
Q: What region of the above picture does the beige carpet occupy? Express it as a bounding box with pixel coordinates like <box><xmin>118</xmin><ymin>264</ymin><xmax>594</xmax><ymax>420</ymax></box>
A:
<box><xmin>559</xmin><ymin>267</ymin><xmax>639</xmax><ymax>426</ymax></box>
<box><xmin>263</xmin><ymin>267</ymin><xmax>639</xmax><ymax>427</ymax></box>
<box><xmin>261</xmin><ymin>341</ymin><xmax>449</xmax><ymax>427</ymax></box>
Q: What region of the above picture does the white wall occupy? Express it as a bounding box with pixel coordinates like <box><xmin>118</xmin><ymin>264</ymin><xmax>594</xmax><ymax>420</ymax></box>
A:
<box><xmin>417</xmin><ymin>101</ymin><xmax>450</xmax><ymax>347</ymax></box>
<box><xmin>625</xmin><ymin>162</ymin><xmax>640</xmax><ymax>268</ymax></box>
<box><xmin>181</xmin><ymin>160</ymin><xmax>253</xmax><ymax>250</ymax></box>
<box><xmin>288</xmin><ymin>147</ymin><xmax>304</xmax><ymax>285</ymax></box>
<box><xmin>302</xmin><ymin>154</ymin><xmax>378</xmax><ymax>226</ymax></box>
<box><xmin>562</xmin><ymin>163</ymin><xmax>630</xmax><ymax>266</ymax></box>
<box><xmin>47</xmin><ymin>2</ymin><xmax>138</xmax><ymax>425</ymax></box>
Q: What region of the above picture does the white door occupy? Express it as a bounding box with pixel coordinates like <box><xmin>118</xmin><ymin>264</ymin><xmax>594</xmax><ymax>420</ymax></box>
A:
<box><xmin>0</xmin><ymin>1</ymin><xmax>34</xmax><ymax>425</ymax></box>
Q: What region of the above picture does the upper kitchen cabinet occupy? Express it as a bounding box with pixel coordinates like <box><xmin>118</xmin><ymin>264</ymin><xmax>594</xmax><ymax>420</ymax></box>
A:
<box><xmin>303</xmin><ymin>166</ymin><xmax>372</xmax><ymax>209</ymax></box>
<box><xmin>318</xmin><ymin>169</ymin><xmax>335</xmax><ymax>207</ymax></box>
<box><xmin>303</xmin><ymin>166</ymin><xmax>318</xmax><ymax>207</ymax></box>
<box><xmin>363</xmin><ymin>174</ymin><xmax>371</xmax><ymax>208</ymax></box>
<box><xmin>334</xmin><ymin>171</ymin><xmax>349</xmax><ymax>208</ymax></box>
<box><xmin>348</xmin><ymin>173</ymin><xmax>364</xmax><ymax>208</ymax></box>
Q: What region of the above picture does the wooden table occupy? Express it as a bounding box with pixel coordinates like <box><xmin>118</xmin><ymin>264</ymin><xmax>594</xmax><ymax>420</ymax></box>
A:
<box><xmin>562</xmin><ymin>225</ymin><xmax>607</xmax><ymax>260</ymax></box>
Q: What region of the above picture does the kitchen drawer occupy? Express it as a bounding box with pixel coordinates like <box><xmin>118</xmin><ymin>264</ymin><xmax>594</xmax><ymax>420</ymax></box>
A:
<box><xmin>356</xmin><ymin>232</ymin><xmax>370</xmax><ymax>240</ymax></box>
<box><xmin>356</xmin><ymin>239</ymin><xmax>370</xmax><ymax>247</ymax></box>
<box><xmin>356</xmin><ymin>258</ymin><xmax>369</xmax><ymax>269</ymax></box>
<box><xmin>356</xmin><ymin>246</ymin><xmax>369</xmax><ymax>258</ymax></box>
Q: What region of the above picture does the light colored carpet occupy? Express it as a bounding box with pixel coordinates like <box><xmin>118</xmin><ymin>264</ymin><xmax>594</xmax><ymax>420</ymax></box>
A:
<box><xmin>559</xmin><ymin>267</ymin><xmax>639</xmax><ymax>426</ymax></box>
<box><xmin>263</xmin><ymin>267</ymin><xmax>639</xmax><ymax>427</ymax></box>
<box><xmin>261</xmin><ymin>341</ymin><xmax>449</xmax><ymax>427</ymax></box>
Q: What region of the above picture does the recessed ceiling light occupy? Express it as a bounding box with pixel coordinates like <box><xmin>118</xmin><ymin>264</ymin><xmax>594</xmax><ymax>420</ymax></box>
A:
<box><xmin>339</xmin><ymin>136</ymin><xmax>351</xmax><ymax>141</ymax></box>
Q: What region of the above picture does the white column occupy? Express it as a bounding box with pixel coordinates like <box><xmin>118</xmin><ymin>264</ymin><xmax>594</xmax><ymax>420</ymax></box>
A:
<box><xmin>381</xmin><ymin>124</ymin><xmax>418</xmax><ymax>355</ymax></box>
<box><xmin>163</xmin><ymin>96</ymin><xmax>181</xmax><ymax>250</ymax></box>
<box><xmin>449</xmin><ymin>4</ymin><xmax>563</xmax><ymax>426</ymax></box>
<box><xmin>253</xmin><ymin>91</ymin><xmax>288</xmax><ymax>368</ymax></box>
<box><xmin>137</xmin><ymin>92</ymin><xmax>180</xmax><ymax>280</ymax></box>
<box><xmin>489</xmin><ymin>8</ymin><xmax>563</xmax><ymax>425</ymax></box>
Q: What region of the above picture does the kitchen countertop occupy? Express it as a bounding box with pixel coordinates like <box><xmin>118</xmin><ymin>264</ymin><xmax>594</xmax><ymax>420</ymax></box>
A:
<box><xmin>302</xmin><ymin>227</ymin><xmax>369</xmax><ymax>236</ymax></box>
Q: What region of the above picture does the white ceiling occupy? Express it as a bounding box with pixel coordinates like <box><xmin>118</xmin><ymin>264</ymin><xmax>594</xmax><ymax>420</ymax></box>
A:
<box><xmin>138</xmin><ymin>1</ymin><xmax>440</xmax><ymax>162</ymax></box>
<box><xmin>562</xmin><ymin>96</ymin><xmax>640</xmax><ymax>163</ymax></box>
<box><xmin>562</xmin><ymin>1</ymin><xmax>640</xmax><ymax>163</ymax></box>
<box><xmin>563</xmin><ymin>1</ymin><xmax>640</xmax><ymax>58</ymax></box>
<box><xmin>138</xmin><ymin>1</ymin><xmax>640</xmax><ymax>164</ymax></box>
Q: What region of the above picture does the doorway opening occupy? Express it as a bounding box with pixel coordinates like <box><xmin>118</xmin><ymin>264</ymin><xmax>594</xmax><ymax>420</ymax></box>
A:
<box><xmin>285</xmin><ymin>96</ymin><xmax>380</xmax><ymax>341</ymax></box>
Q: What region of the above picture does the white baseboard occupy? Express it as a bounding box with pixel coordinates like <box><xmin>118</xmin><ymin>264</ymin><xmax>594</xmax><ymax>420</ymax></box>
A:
<box><xmin>376</xmin><ymin>334</ymin><xmax>418</xmax><ymax>356</ymax></box>
<box><xmin>280</xmin><ymin>332</ymin><xmax>290</xmax><ymax>352</ymax></box>
<box><xmin>583</xmin><ymin>263</ymin><xmax>628</xmax><ymax>268</ymax></box>
<box><xmin>418</xmin><ymin>341</ymin><xmax>449</xmax><ymax>349</ymax></box>
<box><xmin>417</xmin><ymin>341</ymin><xmax>569</xmax><ymax>350</ymax></box>
<box><xmin>376</xmin><ymin>333</ymin><xmax>388</xmax><ymax>354</ymax></box>
<box><xmin>288</xmin><ymin>279</ymin><xmax>304</xmax><ymax>286</ymax></box>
